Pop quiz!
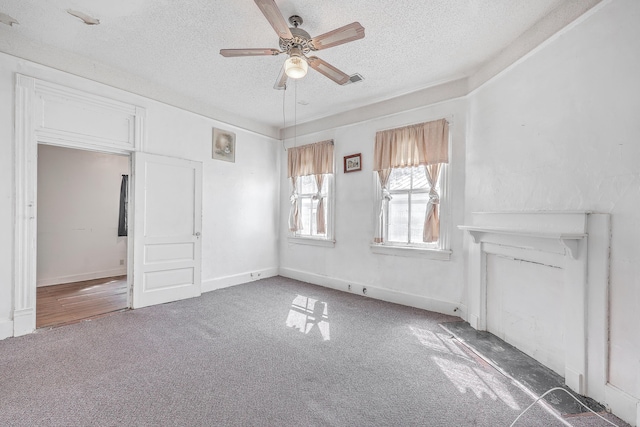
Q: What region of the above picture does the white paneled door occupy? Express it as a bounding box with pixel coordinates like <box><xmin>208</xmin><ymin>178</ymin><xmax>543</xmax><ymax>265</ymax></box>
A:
<box><xmin>132</xmin><ymin>153</ymin><xmax>202</xmax><ymax>308</ymax></box>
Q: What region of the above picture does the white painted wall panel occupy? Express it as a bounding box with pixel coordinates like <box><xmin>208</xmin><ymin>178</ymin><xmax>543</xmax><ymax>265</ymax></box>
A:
<box><xmin>144</xmin><ymin>162</ymin><xmax>195</xmax><ymax>237</ymax></box>
<box><xmin>144</xmin><ymin>268</ymin><xmax>194</xmax><ymax>291</ymax></box>
<box><xmin>486</xmin><ymin>254</ymin><xmax>565</xmax><ymax>376</ymax></box>
<box><xmin>145</xmin><ymin>243</ymin><xmax>194</xmax><ymax>264</ymax></box>
<box><xmin>467</xmin><ymin>0</ymin><xmax>640</xmax><ymax>406</ymax></box>
<box><xmin>36</xmin><ymin>92</ymin><xmax>134</xmax><ymax>146</ymax></box>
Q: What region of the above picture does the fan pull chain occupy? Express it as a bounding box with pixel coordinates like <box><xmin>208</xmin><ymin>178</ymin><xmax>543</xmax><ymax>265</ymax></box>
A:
<box><xmin>282</xmin><ymin>80</ymin><xmax>287</xmax><ymax>151</ymax></box>
<box><xmin>294</xmin><ymin>78</ymin><xmax>297</xmax><ymax>148</ymax></box>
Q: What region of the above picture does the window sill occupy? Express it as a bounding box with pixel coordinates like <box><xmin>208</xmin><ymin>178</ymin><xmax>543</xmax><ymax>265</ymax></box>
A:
<box><xmin>370</xmin><ymin>243</ymin><xmax>451</xmax><ymax>260</ymax></box>
<box><xmin>288</xmin><ymin>236</ymin><xmax>335</xmax><ymax>248</ymax></box>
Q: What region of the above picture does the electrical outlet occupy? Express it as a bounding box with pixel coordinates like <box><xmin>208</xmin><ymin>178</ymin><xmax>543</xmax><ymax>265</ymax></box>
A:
<box><xmin>119</xmin><ymin>259</ymin><xmax>124</xmax><ymax>265</ymax></box>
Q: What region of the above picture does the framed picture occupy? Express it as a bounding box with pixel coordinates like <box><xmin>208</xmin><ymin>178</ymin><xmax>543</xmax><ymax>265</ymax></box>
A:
<box><xmin>344</xmin><ymin>153</ymin><xmax>362</xmax><ymax>173</ymax></box>
<box><xmin>212</xmin><ymin>128</ymin><xmax>236</xmax><ymax>163</ymax></box>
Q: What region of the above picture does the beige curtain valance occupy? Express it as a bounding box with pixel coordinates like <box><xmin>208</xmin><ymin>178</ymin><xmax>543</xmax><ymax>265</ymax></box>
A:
<box><xmin>373</xmin><ymin>119</ymin><xmax>449</xmax><ymax>171</ymax></box>
<box><xmin>288</xmin><ymin>140</ymin><xmax>334</xmax><ymax>178</ymax></box>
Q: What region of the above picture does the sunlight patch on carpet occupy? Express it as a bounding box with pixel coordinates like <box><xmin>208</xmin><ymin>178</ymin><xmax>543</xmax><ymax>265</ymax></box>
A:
<box><xmin>410</xmin><ymin>326</ymin><xmax>470</xmax><ymax>360</ymax></box>
<box><xmin>286</xmin><ymin>295</ymin><xmax>330</xmax><ymax>341</ymax></box>
<box><xmin>433</xmin><ymin>356</ymin><xmax>520</xmax><ymax>410</ymax></box>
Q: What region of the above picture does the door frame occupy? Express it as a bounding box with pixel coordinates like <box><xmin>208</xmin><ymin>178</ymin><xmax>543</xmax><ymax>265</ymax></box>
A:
<box><xmin>13</xmin><ymin>75</ymin><xmax>145</xmax><ymax>336</ymax></box>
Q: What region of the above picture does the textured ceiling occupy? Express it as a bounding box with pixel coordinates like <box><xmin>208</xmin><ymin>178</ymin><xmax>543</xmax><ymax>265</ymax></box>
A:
<box><xmin>0</xmin><ymin>0</ymin><xmax>596</xmax><ymax>136</ymax></box>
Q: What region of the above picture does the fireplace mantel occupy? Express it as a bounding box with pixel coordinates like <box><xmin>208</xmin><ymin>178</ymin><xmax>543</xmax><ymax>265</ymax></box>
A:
<box><xmin>458</xmin><ymin>225</ymin><xmax>586</xmax><ymax>259</ymax></box>
<box><xmin>459</xmin><ymin>211</ymin><xmax>610</xmax><ymax>401</ymax></box>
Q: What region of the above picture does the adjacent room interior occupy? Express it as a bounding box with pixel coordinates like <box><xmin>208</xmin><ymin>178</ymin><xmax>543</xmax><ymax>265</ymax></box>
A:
<box><xmin>36</xmin><ymin>145</ymin><xmax>130</xmax><ymax>328</ymax></box>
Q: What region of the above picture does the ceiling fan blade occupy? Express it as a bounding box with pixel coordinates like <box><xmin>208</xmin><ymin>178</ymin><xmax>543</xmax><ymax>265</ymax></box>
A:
<box><xmin>309</xmin><ymin>22</ymin><xmax>365</xmax><ymax>51</ymax></box>
<box><xmin>307</xmin><ymin>56</ymin><xmax>350</xmax><ymax>85</ymax></box>
<box><xmin>254</xmin><ymin>0</ymin><xmax>293</xmax><ymax>40</ymax></box>
<box><xmin>220</xmin><ymin>48</ymin><xmax>281</xmax><ymax>57</ymax></box>
<box><xmin>274</xmin><ymin>65</ymin><xmax>288</xmax><ymax>90</ymax></box>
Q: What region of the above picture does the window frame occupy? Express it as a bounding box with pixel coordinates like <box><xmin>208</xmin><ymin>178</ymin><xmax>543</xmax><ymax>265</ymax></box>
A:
<box><xmin>288</xmin><ymin>173</ymin><xmax>335</xmax><ymax>247</ymax></box>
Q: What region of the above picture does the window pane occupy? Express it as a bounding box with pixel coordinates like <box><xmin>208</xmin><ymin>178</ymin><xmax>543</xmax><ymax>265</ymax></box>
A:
<box><xmin>320</xmin><ymin>176</ymin><xmax>328</xmax><ymax>194</ymax></box>
<box><xmin>299</xmin><ymin>175</ymin><xmax>316</xmax><ymax>194</ymax></box>
<box><xmin>310</xmin><ymin>199</ymin><xmax>318</xmax><ymax>235</ymax></box>
<box><xmin>409</xmin><ymin>192</ymin><xmax>428</xmax><ymax>243</ymax></box>
<box><xmin>388</xmin><ymin>168</ymin><xmax>412</xmax><ymax>191</ymax></box>
<box><xmin>298</xmin><ymin>175</ymin><xmax>329</xmax><ymax>196</ymax></box>
<box><xmin>412</xmin><ymin>165</ymin><xmax>429</xmax><ymax>189</ymax></box>
<box><xmin>316</xmin><ymin>199</ymin><xmax>327</xmax><ymax>235</ymax></box>
<box><xmin>299</xmin><ymin>197</ymin><xmax>313</xmax><ymax>236</ymax></box>
<box><xmin>388</xmin><ymin>193</ymin><xmax>409</xmax><ymax>243</ymax></box>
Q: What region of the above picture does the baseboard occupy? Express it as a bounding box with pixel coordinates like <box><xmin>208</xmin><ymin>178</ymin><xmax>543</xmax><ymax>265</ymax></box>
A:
<box><xmin>37</xmin><ymin>268</ymin><xmax>127</xmax><ymax>287</ymax></box>
<box><xmin>279</xmin><ymin>267</ymin><xmax>464</xmax><ymax>317</ymax></box>
<box><xmin>468</xmin><ymin>314</ymin><xmax>480</xmax><ymax>330</ymax></box>
<box><xmin>0</xmin><ymin>319</ymin><xmax>14</xmax><ymax>340</ymax></box>
<box><xmin>565</xmin><ymin>367</ymin><xmax>584</xmax><ymax>395</ymax></box>
<box><xmin>605</xmin><ymin>383</ymin><xmax>640</xmax><ymax>426</ymax></box>
<box><xmin>13</xmin><ymin>307</ymin><xmax>35</xmax><ymax>337</ymax></box>
<box><xmin>201</xmin><ymin>267</ymin><xmax>279</xmax><ymax>293</ymax></box>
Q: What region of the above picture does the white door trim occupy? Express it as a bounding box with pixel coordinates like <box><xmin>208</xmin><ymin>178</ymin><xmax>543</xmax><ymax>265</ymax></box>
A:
<box><xmin>13</xmin><ymin>74</ymin><xmax>145</xmax><ymax>336</ymax></box>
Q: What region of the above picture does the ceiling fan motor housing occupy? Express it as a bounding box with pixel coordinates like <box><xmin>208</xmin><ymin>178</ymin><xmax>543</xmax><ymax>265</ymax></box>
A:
<box><xmin>279</xmin><ymin>26</ymin><xmax>312</xmax><ymax>54</ymax></box>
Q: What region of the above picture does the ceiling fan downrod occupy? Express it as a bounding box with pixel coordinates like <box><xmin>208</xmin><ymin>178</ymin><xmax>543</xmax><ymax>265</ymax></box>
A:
<box><xmin>288</xmin><ymin>15</ymin><xmax>303</xmax><ymax>28</ymax></box>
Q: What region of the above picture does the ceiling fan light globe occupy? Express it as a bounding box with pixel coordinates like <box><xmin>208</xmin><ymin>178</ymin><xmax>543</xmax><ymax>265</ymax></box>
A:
<box><xmin>285</xmin><ymin>56</ymin><xmax>308</xmax><ymax>79</ymax></box>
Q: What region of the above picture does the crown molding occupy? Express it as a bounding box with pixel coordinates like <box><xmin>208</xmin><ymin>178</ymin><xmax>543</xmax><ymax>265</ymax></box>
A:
<box><xmin>282</xmin><ymin>0</ymin><xmax>604</xmax><ymax>137</ymax></box>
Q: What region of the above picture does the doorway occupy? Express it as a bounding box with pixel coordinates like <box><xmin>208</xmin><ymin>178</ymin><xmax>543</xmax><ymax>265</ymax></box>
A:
<box><xmin>14</xmin><ymin>74</ymin><xmax>203</xmax><ymax>336</ymax></box>
<box><xmin>35</xmin><ymin>144</ymin><xmax>131</xmax><ymax>328</ymax></box>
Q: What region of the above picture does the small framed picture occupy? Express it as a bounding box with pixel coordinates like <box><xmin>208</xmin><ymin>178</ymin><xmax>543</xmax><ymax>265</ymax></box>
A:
<box><xmin>344</xmin><ymin>153</ymin><xmax>362</xmax><ymax>173</ymax></box>
<box><xmin>212</xmin><ymin>128</ymin><xmax>236</xmax><ymax>163</ymax></box>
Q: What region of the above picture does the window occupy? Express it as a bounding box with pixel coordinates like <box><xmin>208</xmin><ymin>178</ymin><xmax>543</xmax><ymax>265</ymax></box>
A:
<box><xmin>386</xmin><ymin>165</ymin><xmax>441</xmax><ymax>246</ymax></box>
<box><xmin>117</xmin><ymin>174</ymin><xmax>128</xmax><ymax>237</ymax></box>
<box><xmin>372</xmin><ymin>119</ymin><xmax>450</xmax><ymax>256</ymax></box>
<box><xmin>287</xmin><ymin>140</ymin><xmax>335</xmax><ymax>243</ymax></box>
<box><xmin>294</xmin><ymin>174</ymin><xmax>332</xmax><ymax>238</ymax></box>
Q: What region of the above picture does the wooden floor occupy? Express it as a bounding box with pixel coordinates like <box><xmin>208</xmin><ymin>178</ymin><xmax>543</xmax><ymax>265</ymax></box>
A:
<box><xmin>36</xmin><ymin>276</ymin><xmax>129</xmax><ymax>328</ymax></box>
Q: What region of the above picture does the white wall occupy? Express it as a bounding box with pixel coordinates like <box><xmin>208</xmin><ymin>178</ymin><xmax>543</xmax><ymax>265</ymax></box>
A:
<box><xmin>141</xmin><ymin>94</ymin><xmax>281</xmax><ymax>290</ymax></box>
<box><xmin>0</xmin><ymin>51</ymin><xmax>280</xmax><ymax>335</ymax></box>
<box><xmin>466</xmin><ymin>0</ymin><xmax>640</xmax><ymax>420</ymax></box>
<box><xmin>37</xmin><ymin>145</ymin><xmax>129</xmax><ymax>286</ymax></box>
<box><xmin>279</xmin><ymin>98</ymin><xmax>467</xmax><ymax>315</ymax></box>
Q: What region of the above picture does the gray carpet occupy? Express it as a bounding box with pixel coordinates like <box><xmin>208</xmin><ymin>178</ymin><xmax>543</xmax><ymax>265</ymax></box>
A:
<box><xmin>440</xmin><ymin>322</ymin><xmax>605</xmax><ymax>416</ymax></box>
<box><xmin>0</xmin><ymin>276</ymin><xmax>628</xmax><ymax>426</ymax></box>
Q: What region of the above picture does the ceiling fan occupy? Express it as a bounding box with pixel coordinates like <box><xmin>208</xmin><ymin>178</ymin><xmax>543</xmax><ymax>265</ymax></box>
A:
<box><xmin>220</xmin><ymin>0</ymin><xmax>365</xmax><ymax>89</ymax></box>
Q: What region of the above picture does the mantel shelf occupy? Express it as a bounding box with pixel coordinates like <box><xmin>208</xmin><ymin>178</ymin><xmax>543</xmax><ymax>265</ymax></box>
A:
<box><xmin>458</xmin><ymin>225</ymin><xmax>587</xmax><ymax>259</ymax></box>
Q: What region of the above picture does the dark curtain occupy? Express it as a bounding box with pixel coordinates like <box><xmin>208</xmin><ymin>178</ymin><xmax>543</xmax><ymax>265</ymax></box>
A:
<box><xmin>118</xmin><ymin>174</ymin><xmax>128</xmax><ymax>237</ymax></box>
